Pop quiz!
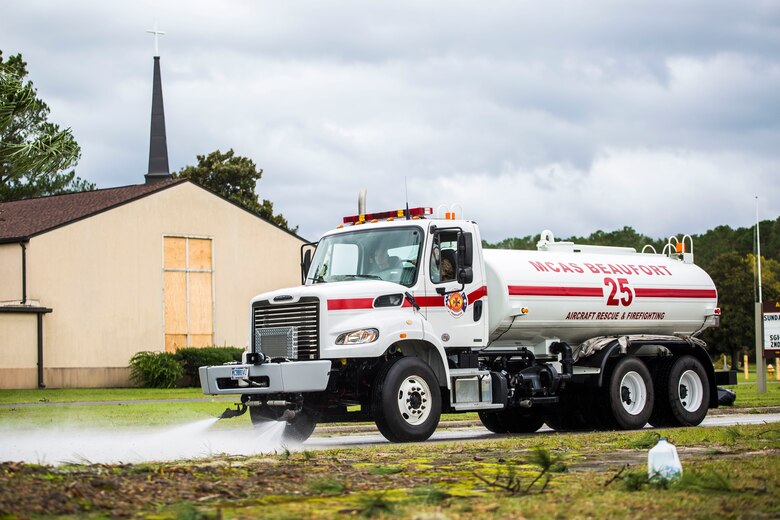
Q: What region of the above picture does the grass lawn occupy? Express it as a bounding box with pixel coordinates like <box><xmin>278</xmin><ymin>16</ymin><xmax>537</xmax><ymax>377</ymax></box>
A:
<box><xmin>1</xmin><ymin>370</ymin><xmax>779</xmax><ymax>517</ymax></box>
<box><xmin>0</xmin><ymin>422</ymin><xmax>778</xmax><ymax>518</ymax></box>
<box><xmin>0</xmin><ymin>387</ymin><xmax>206</xmax><ymax>404</ymax></box>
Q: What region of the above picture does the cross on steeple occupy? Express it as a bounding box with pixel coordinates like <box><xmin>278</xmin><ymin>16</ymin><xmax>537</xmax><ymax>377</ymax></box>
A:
<box><xmin>146</xmin><ymin>24</ymin><xmax>166</xmax><ymax>56</ymax></box>
<box><xmin>144</xmin><ymin>23</ymin><xmax>171</xmax><ymax>182</ymax></box>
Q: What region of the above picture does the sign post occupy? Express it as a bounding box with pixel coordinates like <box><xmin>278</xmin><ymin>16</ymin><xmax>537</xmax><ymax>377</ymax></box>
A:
<box><xmin>757</xmin><ymin>303</ymin><xmax>766</xmax><ymax>392</ymax></box>
<box><xmin>755</xmin><ymin>198</ymin><xmax>767</xmax><ymax>393</ymax></box>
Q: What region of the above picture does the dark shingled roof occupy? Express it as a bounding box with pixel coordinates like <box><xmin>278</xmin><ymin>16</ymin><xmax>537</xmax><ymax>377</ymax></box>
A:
<box><xmin>0</xmin><ymin>179</ymin><xmax>187</xmax><ymax>243</ymax></box>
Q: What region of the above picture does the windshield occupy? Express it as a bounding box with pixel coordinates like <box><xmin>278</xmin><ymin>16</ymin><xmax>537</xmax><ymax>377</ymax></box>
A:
<box><xmin>307</xmin><ymin>227</ymin><xmax>422</xmax><ymax>287</ymax></box>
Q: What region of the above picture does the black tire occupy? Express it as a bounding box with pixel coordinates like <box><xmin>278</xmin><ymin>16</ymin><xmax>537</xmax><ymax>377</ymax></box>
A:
<box><xmin>478</xmin><ymin>410</ymin><xmax>506</xmax><ymax>433</ymax></box>
<box><xmin>478</xmin><ymin>408</ymin><xmax>545</xmax><ymax>434</ymax></box>
<box><xmin>599</xmin><ymin>356</ymin><xmax>654</xmax><ymax>430</ymax></box>
<box><xmin>649</xmin><ymin>355</ymin><xmax>710</xmax><ymax>427</ymax></box>
<box><xmin>372</xmin><ymin>357</ymin><xmax>441</xmax><ymax>442</ymax></box>
<box><xmin>249</xmin><ymin>404</ymin><xmax>318</xmax><ymax>443</ymax></box>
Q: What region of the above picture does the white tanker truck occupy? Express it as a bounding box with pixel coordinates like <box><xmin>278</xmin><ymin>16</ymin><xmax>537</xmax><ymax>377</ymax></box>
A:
<box><xmin>200</xmin><ymin>203</ymin><xmax>730</xmax><ymax>443</ymax></box>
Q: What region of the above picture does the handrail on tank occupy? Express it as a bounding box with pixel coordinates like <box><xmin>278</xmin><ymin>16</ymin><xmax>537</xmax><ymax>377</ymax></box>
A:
<box><xmin>641</xmin><ymin>244</ymin><xmax>657</xmax><ymax>254</ymax></box>
<box><xmin>450</xmin><ymin>203</ymin><xmax>463</xmax><ymax>220</ymax></box>
<box><xmin>537</xmin><ymin>229</ymin><xmax>556</xmax><ymax>249</ymax></box>
<box><xmin>661</xmin><ymin>234</ymin><xmax>695</xmax><ymax>262</ymax></box>
<box><xmin>682</xmin><ymin>234</ymin><xmax>694</xmax><ymax>255</ymax></box>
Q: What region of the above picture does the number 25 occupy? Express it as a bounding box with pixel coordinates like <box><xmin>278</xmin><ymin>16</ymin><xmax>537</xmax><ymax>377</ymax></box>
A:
<box><xmin>604</xmin><ymin>277</ymin><xmax>633</xmax><ymax>306</ymax></box>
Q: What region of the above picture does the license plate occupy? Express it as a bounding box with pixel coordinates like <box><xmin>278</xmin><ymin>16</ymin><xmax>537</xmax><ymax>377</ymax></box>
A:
<box><xmin>231</xmin><ymin>367</ymin><xmax>249</xmax><ymax>380</ymax></box>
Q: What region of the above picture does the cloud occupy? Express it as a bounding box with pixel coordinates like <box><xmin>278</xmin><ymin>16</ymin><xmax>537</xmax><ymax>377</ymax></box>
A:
<box><xmin>411</xmin><ymin>148</ymin><xmax>780</xmax><ymax>243</ymax></box>
<box><xmin>1</xmin><ymin>0</ymin><xmax>778</xmax><ymax>243</ymax></box>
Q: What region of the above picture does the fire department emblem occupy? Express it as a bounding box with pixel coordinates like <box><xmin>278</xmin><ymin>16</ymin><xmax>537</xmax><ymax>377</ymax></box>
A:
<box><xmin>445</xmin><ymin>291</ymin><xmax>468</xmax><ymax>318</ymax></box>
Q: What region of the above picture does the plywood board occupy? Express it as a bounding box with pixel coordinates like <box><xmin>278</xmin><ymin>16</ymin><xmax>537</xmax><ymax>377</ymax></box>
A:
<box><xmin>189</xmin><ymin>272</ymin><xmax>213</xmax><ymax>336</ymax></box>
<box><xmin>188</xmin><ymin>238</ymin><xmax>212</xmax><ymax>270</ymax></box>
<box><xmin>164</xmin><ymin>271</ymin><xmax>187</xmax><ymax>335</ymax></box>
<box><xmin>164</xmin><ymin>237</ymin><xmax>187</xmax><ymax>269</ymax></box>
<box><xmin>189</xmin><ymin>334</ymin><xmax>213</xmax><ymax>348</ymax></box>
<box><xmin>165</xmin><ymin>334</ymin><xmax>187</xmax><ymax>353</ymax></box>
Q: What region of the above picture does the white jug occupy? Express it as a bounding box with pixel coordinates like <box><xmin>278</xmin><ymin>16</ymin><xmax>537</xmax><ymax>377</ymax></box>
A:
<box><xmin>647</xmin><ymin>438</ymin><xmax>682</xmax><ymax>479</ymax></box>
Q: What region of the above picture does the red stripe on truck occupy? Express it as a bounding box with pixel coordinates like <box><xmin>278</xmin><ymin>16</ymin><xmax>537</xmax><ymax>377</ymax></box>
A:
<box><xmin>327</xmin><ymin>298</ymin><xmax>375</xmax><ymax>310</ymax></box>
<box><xmin>634</xmin><ymin>288</ymin><xmax>717</xmax><ymax>299</ymax></box>
<box><xmin>328</xmin><ymin>286</ymin><xmax>489</xmax><ymax>311</ymax></box>
<box><xmin>509</xmin><ymin>285</ymin><xmax>603</xmax><ymax>297</ymax></box>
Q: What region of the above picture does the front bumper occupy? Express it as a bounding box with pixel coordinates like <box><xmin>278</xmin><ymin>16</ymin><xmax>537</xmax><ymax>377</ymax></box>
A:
<box><xmin>199</xmin><ymin>360</ymin><xmax>332</xmax><ymax>395</ymax></box>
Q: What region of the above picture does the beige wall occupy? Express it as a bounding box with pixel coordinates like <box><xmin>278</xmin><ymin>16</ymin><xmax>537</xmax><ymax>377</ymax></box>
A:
<box><xmin>4</xmin><ymin>182</ymin><xmax>303</xmax><ymax>388</ymax></box>
<box><xmin>0</xmin><ymin>312</ymin><xmax>38</xmax><ymax>388</ymax></box>
<box><xmin>0</xmin><ymin>243</ymin><xmax>22</xmax><ymax>303</ymax></box>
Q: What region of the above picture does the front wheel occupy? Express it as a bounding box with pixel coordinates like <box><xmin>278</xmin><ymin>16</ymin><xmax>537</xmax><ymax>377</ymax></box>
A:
<box><xmin>249</xmin><ymin>403</ymin><xmax>318</xmax><ymax>443</ymax></box>
<box><xmin>373</xmin><ymin>357</ymin><xmax>442</xmax><ymax>442</ymax></box>
<box><xmin>649</xmin><ymin>355</ymin><xmax>710</xmax><ymax>427</ymax></box>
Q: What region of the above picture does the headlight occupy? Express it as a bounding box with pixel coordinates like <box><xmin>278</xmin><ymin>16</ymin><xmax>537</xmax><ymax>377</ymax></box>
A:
<box><xmin>336</xmin><ymin>328</ymin><xmax>379</xmax><ymax>345</ymax></box>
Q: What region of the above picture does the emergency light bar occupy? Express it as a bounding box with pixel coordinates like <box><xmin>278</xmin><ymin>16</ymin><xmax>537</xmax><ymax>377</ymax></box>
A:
<box><xmin>343</xmin><ymin>207</ymin><xmax>433</xmax><ymax>224</ymax></box>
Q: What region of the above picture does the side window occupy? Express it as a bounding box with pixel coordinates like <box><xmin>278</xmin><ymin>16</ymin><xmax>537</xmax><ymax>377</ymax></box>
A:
<box><xmin>430</xmin><ymin>232</ymin><xmax>457</xmax><ymax>283</ymax></box>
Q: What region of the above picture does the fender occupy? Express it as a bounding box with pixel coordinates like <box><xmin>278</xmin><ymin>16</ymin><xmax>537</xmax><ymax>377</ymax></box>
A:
<box><xmin>394</xmin><ymin>330</ymin><xmax>452</xmax><ymax>391</ymax></box>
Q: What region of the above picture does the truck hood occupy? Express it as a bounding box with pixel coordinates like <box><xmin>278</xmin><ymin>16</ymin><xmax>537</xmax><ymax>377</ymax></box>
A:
<box><xmin>251</xmin><ymin>280</ymin><xmax>410</xmax><ymax>307</ymax></box>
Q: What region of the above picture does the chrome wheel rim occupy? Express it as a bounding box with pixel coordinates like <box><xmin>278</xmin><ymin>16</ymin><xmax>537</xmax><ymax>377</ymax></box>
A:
<box><xmin>678</xmin><ymin>369</ymin><xmax>703</xmax><ymax>412</ymax></box>
<box><xmin>619</xmin><ymin>371</ymin><xmax>647</xmax><ymax>416</ymax></box>
<box><xmin>397</xmin><ymin>375</ymin><xmax>431</xmax><ymax>425</ymax></box>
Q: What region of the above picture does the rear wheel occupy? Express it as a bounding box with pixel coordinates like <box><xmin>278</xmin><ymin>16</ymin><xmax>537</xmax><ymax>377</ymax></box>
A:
<box><xmin>599</xmin><ymin>356</ymin><xmax>653</xmax><ymax>430</ymax></box>
<box><xmin>649</xmin><ymin>355</ymin><xmax>709</xmax><ymax>427</ymax></box>
<box><xmin>373</xmin><ymin>357</ymin><xmax>441</xmax><ymax>442</ymax></box>
<box><xmin>479</xmin><ymin>408</ymin><xmax>545</xmax><ymax>434</ymax></box>
<box><xmin>249</xmin><ymin>403</ymin><xmax>318</xmax><ymax>443</ymax></box>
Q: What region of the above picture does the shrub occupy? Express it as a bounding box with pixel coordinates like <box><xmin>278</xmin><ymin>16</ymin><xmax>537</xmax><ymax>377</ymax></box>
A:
<box><xmin>175</xmin><ymin>347</ymin><xmax>244</xmax><ymax>387</ymax></box>
<box><xmin>129</xmin><ymin>351</ymin><xmax>184</xmax><ymax>388</ymax></box>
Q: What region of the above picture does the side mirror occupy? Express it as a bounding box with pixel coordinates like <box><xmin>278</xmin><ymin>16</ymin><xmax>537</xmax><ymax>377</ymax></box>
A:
<box><xmin>457</xmin><ymin>232</ymin><xmax>473</xmax><ymax>268</ymax></box>
<box><xmin>457</xmin><ymin>266</ymin><xmax>473</xmax><ymax>285</ymax></box>
<box><xmin>457</xmin><ymin>233</ymin><xmax>474</xmax><ymax>285</ymax></box>
<box><xmin>300</xmin><ymin>244</ymin><xmax>315</xmax><ymax>284</ymax></box>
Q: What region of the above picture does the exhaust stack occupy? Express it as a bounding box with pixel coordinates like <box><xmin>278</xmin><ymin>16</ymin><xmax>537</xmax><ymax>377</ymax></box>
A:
<box><xmin>358</xmin><ymin>189</ymin><xmax>367</xmax><ymax>215</ymax></box>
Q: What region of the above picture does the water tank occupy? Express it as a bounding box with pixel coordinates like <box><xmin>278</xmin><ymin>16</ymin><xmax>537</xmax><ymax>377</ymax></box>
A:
<box><xmin>484</xmin><ymin>247</ymin><xmax>717</xmax><ymax>346</ymax></box>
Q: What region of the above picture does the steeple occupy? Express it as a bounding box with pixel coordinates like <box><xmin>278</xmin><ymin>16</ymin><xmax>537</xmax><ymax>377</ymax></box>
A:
<box><xmin>145</xmin><ymin>26</ymin><xmax>171</xmax><ymax>183</ymax></box>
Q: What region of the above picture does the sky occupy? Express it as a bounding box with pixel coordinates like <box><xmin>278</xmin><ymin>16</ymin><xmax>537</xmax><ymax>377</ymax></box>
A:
<box><xmin>2</xmin><ymin>1</ymin><xmax>779</xmax><ymax>243</ymax></box>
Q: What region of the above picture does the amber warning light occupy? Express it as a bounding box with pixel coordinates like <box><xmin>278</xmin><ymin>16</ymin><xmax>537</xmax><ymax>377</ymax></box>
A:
<box><xmin>343</xmin><ymin>207</ymin><xmax>433</xmax><ymax>224</ymax></box>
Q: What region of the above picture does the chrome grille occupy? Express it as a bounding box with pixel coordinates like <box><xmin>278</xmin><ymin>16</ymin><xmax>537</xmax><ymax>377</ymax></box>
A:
<box><xmin>252</xmin><ymin>297</ymin><xmax>319</xmax><ymax>360</ymax></box>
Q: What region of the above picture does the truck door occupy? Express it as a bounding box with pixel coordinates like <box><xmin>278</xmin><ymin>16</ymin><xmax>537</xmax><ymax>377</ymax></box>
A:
<box><xmin>423</xmin><ymin>226</ymin><xmax>488</xmax><ymax>349</ymax></box>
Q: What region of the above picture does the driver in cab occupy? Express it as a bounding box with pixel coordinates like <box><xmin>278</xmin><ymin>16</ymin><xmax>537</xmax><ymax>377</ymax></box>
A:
<box><xmin>370</xmin><ymin>248</ymin><xmax>400</xmax><ymax>273</ymax></box>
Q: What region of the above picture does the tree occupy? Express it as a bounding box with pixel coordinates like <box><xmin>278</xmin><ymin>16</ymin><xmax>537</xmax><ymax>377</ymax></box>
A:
<box><xmin>700</xmin><ymin>252</ymin><xmax>780</xmax><ymax>368</ymax></box>
<box><xmin>175</xmin><ymin>149</ymin><xmax>297</xmax><ymax>233</ymax></box>
<box><xmin>0</xmin><ymin>51</ymin><xmax>93</xmax><ymax>201</ymax></box>
<box><xmin>483</xmin><ymin>227</ymin><xmax>660</xmax><ymax>252</ymax></box>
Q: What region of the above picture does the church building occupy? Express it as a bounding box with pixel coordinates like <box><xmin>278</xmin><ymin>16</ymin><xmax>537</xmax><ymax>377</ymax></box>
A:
<box><xmin>0</xmin><ymin>47</ymin><xmax>305</xmax><ymax>389</ymax></box>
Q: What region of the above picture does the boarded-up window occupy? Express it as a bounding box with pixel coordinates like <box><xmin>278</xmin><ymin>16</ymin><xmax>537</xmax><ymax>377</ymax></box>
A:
<box><xmin>163</xmin><ymin>236</ymin><xmax>214</xmax><ymax>352</ymax></box>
